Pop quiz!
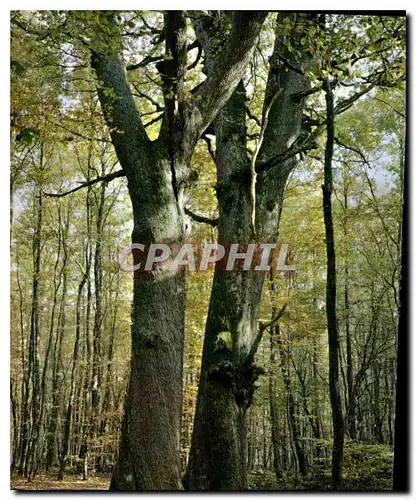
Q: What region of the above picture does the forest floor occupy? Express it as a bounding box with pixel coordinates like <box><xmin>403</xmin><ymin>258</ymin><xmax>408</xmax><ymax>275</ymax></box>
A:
<box><xmin>11</xmin><ymin>442</ymin><xmax>393</xmax><ymax>491</ymax></box>
<box><xmin>11</xmin><ymin>472</ymin><xmax>110</xmax><ymax>490</ymax></box>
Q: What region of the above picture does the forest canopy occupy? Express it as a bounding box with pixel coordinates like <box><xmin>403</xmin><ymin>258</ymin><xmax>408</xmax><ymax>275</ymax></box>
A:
<box><xmin>10</xmin><ymin>10</ymin><xmax>406</xmax><ymax>491</ymax></box>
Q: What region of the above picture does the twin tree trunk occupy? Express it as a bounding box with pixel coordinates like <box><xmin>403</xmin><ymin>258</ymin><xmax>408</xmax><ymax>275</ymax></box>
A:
<box><xmin>186</xmin><ymin>14</ymin><xmax>313</xmax><ymax>490</ymax></box>
<box><xmin>91</xmin><ymin>11</ymin><xmax>268</xmax><ymax>490</ymax></box>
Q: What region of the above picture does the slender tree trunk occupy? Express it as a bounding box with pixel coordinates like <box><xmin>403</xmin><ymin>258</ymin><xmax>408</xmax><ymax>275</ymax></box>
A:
<box><xmin>10</xmin><ymin>379</ymin><xmax>19</xmax><ymax>470</ymax></box>
<box><xmin>16</xmin><ymin>244</ymin><xmax>30</xmax><ymax>475</ymax></box>
<box><xmin>311</xmin><ymin>251</ymin><xmax>323</xmax><ymax>455</ymax></box>
<box><xmin>91</xmin><ymin>174</ymin><xmax>106</xmax><ymax>444</ymax></box>
<box><xmin>30</xmin><ymin>203</ymin><xmax>68</xmax><ymax>478</ymax></box>
<box><xmin>277</xmin><ymin>325</ymin><xmax>307</xmax><ymax>476</ymax></box>
<box><xmin>322</xmin><ymin>78</ymin><xmax>345</xmax><ymax>489</ymax></box>
<box><xmin>341</xmin><ymin>184</ymin><xmax>356</xmax><ymax>440</ymax></box>
<box><xmin>25</xmin><ymin>175</ymin><xmax>43</xmax><ymax>477</ymax></box>
<box><xmin>46</xmin><ymin>211</ymin><xmax>70</xmax><ymax>470</ymax></box>
<box><xmin>98</xmin><ymin>262</ymin><xmax>120</xmax><ymax>474</ymax></box>
<box><xmin>269</xmin><ymin>317</ymin><xmax>281</xmax><ymax>480</ymax></box>
<box><xmin>372</xmin><ymin>362</ymin><xmax>384</xmax><ymax>444</ymax></box>
<box><xmin>58</xmin><ymin>246</ymin><xmax>90</xmax><ymax>480</ymax></box>
<box><xmin>81</xmin><ymin>177</ymin><xmax>93</xmax><ymax>479</ymax></box>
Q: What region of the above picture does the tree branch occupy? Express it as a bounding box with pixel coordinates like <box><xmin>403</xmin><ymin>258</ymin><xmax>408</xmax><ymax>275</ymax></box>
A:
<box><xmin>250</xmin><ymin>88</ymin><xmax>283</xmax><ymax>233</ymax></box>
<box><xmin>201</xmin><ymin>133</ymin><xmax>216</xmax><ymax>163</ymax></box>
<box><xmin>273</xmin><ymin>51</ymin><xmax>305</xmax><ymax>76</ymax></box>
<box><xmin>126</xmin><ymin>55</ymin><xmax>164</xmax><ymax>71</ymax></box>
<box><xmin>243</xmin><ymin>303</ymin><xmax>288</xmax><ymax>367</ymax></box>
<box><xmin>256</xmin><ymin>79</ymin><xmax>378</xmax><ymax>175</ymax></box>
<box><xmin>144</xmin><ymin>112</ymin><xmax>164</xmax><ymax>128</ymax></box>
<box><xmin>256</xmin><ymin>13</ymin><xmax>316</xmax><ymax>175</ymax></box>
<box><xmin>256</xmin><ymin>129</ymin><xmax>321</xmax><ymax>173</ymax></box>
<box><xmin>291</xmin><ymin>83</ymin><xmax>323</xmax><ymax>103</ymax></box>
<box><xmin>187</xmin><ymin>42</ymin><xmax>202</xmax><ymax>70</ymax></box>
<box><xmin>187</xmin><ymin>12</ymin><xmax>267</xmax><ymax>145</ymax></box>
<box><xmin>245</xmin><ymin>105</ymin><xmax>261</xmax><ymax>127</ymax></box>
<box><xmin>334</xmin><ymin>83</ymin><xmax>376</xmax><ymax>116</ymax></box>
<box><xmin>44</xmin><ymin>170</ymin><xmax>125</xmax><ymax>198</ymax></box>
<box><xmin>184</xmin><ymin>207</ymin><xmax>219</xmax><ymax>227</ymax></box>
<box><xmin>90</xmin><ymin>15</ymin><xmax>153</xmax><ymax>179</ymax></box>
<box><xmin>132</xmin><ymin>83</ymin><xmax>165</xmax><ymax>122</ymax></box>
<box><xmin>334</xmin><ymin>137</ymin><xmax>371</xmax><ymax>167</ymax></box>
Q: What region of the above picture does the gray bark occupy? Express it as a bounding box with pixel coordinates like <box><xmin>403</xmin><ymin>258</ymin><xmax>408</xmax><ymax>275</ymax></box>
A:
<box><xmin>186</xmin><ymin>13</ymin><xmax>313</xmax><ymax>490</ymax></box>
<box><xmin>90</xmin><ymin>11</ymin><xmax>267</xmax><ymax>490</ymax></box>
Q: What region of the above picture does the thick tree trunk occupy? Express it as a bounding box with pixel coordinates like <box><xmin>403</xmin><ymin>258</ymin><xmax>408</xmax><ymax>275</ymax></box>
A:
<box><xmin>92</xmin><ymin>50</ymin><xmax>187</xmax><ymax>492</ymax></box>
<box><xmin>90</xmin><ymin>11</ymin><xmax>267</xmax><ymax>489</ymax></box>
<box><xmin>109</xmin><ymin>154</ymin><xmax>186</xmax><ymax>490</ymax></box>
<box><xmin>187</xmin><ymin>14</ymin><xmax>312</xmax><ymax>490</ymax></box>
<box><xmin>110</xmin><ymin>266</ymin><xmax>185</xmax><ymax>490</ymax></box>
<box><xmin>185</xmin><ymin>81</ymin><xmax>271</xmax><ymax>490</ymax></box>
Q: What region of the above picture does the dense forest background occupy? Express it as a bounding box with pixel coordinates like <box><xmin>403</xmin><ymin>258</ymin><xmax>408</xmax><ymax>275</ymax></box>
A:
<box><xmin>10</xmin><ymin>11</ymin><xmax>405</xmax><ymax>491</ymax></box>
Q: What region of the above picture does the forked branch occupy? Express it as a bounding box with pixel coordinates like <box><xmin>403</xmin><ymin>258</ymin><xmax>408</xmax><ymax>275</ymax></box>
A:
<box><xmin>243</xmin><ymin>303</ymin><xmax>288</xmax><ymax>367</ymax></box>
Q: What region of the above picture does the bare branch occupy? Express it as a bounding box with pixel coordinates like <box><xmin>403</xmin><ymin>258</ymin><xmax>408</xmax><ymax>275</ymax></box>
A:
<box><xmin>256</xmin><ymin>129</ymin><xmax>321</xmax><ymax>173</ymax></box>
<box><xmin>188</xmin><ymin>12</ymin><xmax>268</xmax><ymax>143</ymax></box>
<box><xmin>144</xmin><ymin>113</ymin><xmax>164</xmax><ymax>128</ymax></box>
<box><xmin>244</xmin><ymin>303</ymin><xmax>288</xmax><ymax>367</ymax></box>
<box><xmin>334</xmin><ymin>83</ymin><xmax>376</xmax><ymax>116</ymax></box>
<box><xmin>126</xmin><ymin>55</ymin><xmax>163</xmax><ymax>71</ymax></box>
<box><xmin>334</xmin><ymin>137</ymin><xmax>371</xmax><ymax>167</ymax></box>
<box><xmin>139</xmin><ymin>14</ymin><xmax>161</xmax><ymax>34</ymax></box>
<box><xmin>187</xmin><ymin>42</ymin><xmax>202</xmax><ymax>70</ymax></box>
<box><xmin>291</xmin><ymin>83</ymin><xmax>323</xmax><ymax>103</ymax></box>
<box><xmin>52</xmin><ymin>121</ymin><xmax>111</xmax><ymax>143</ymax></box>
<box><xmin>202</xmin><ymin>134</ymin><xmax>216</xmax><ymax>163</ymax></box>
<box><xmin>132</xmin><ymin>84</ymin><xmax>164</xmax><ymax>112</ymax></box>
<box><xmin>184</xmin><ymin>207</ymin><xmax>219</xmax><ymax>227</ymax></box>
<box><xmin>44</xmin><ymin>170</ymin><xmax>125</xmax><ymax>198</ymax></box>
<box><xmin>245</xmin><ymin>105</ymin><xmax>261</xmax><ymax>127</ymax></box>
<box><xmin>373</xmin><ymin>96</ymin><xmax>405</xmax><ymax>118</ymax></box>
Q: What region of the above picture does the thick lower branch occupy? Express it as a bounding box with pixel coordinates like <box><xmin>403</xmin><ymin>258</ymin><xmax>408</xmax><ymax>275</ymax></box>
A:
<box><xmin>185</xmin><ymin>207</ymin><xmax>219</xmax><ymax>227</ymax></box>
